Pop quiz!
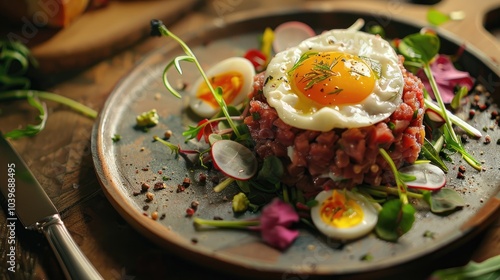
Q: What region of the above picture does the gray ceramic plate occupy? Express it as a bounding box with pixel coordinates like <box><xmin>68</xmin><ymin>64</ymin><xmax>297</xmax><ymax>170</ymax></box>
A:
<box><xmin>92</xmin><ymin>6</ymin><xmax>500</xmax><ymax>279</ymax></box>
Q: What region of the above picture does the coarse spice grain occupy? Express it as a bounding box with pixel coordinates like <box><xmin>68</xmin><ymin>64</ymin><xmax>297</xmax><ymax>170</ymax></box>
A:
<box><xmin>244</xmin><ymin>56</ymin><xmax>425</xmax><ymax>196</ymax></box>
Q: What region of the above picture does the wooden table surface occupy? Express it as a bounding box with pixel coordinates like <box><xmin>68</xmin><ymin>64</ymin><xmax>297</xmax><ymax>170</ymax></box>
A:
<box><xmin>1</xmin><ymin>0</ymin><xmax>499</xmax><ymax>279</ymax></box>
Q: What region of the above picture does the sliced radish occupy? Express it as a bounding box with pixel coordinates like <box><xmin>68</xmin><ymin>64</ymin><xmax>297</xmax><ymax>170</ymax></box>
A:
<box><xmin>399</xmin><ymin>163</ymin><xmax>446</xmax><ymax>190</ymax></box>
<box><xmin>425</xmin><ymin>108</ymin><xmax>445</xmax><ymax>124</ymax></box>
<box><xmin>273</xmin><ymin>21</ymin><xmax>316</xmax><ymax>53</ymax></box>
<box><xmin>211</xmin><ymin>140</ymin><xmax>258</xmax><ymax>181</ymax></box>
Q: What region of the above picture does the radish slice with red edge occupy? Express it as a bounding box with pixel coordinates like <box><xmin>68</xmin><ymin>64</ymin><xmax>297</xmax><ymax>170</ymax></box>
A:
<box><xmin>211</xmin><ymin>140</ymin><xmax>258</xmax><ymax>181</ymax></box>
<box><xmin>273</xmin><ymin>21</ymin><xmax>316</xmax><ymax>53</ymax></box>
<box><xmin>399</xmin><ymin>163</ymin><xmax>446</xmax><ymax>190</ymax></box>
<box><xmin>425</xmin><ymin>108</ymin><xmax>445</xmax><ymax>124</ymax></box>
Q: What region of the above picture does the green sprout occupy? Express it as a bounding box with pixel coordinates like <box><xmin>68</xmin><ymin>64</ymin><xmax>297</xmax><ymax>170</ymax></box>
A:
<box><xmin>150</xmin><ymin>19</ymin><xmax>241</xmax><ymax>138</ymax></box>
<box><xmin>398</xmin><ymin>33</ymin><xmax>482</xmax><ymax>171</ymax></box>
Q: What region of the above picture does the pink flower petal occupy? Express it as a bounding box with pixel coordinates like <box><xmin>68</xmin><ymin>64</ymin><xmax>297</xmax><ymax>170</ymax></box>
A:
<box><xmin>418</xmin><ymin>55</ymin><xmax>474</xmax><ymax>103</ymax></box>
<box><xmin>257</xmin><ymin>198</ymin><xmax>300</xmax><ymax>250</ymax></box>
<box><xmin>260</xmin><ymin>198</ymin><xmax>299</xmax><ymax>228</ymax></box>
<box><xmin>261</xmin><ymin>225</ymin><xmax>299</xmax><ymax>250</ymax></box>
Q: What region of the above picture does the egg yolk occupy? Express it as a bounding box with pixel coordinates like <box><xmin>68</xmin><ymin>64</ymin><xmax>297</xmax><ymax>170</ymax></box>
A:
<box><xmin>319</xmin><ymin>190</ymin><xmax>364</xmax><ymax>228</ymax></box>
<box><xmin>290</xmin><ymin>52</ymin><xmax>376</xmax><ymax>107</ymax></box>
<box><xmin>196</xmin><ymin>71</ymin><xmax>244</xmax><ymax>108</ymax></box>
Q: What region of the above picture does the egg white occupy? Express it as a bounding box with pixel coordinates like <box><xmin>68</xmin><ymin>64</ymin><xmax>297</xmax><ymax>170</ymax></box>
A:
<box><xmin>263</xmin><ymin>29</ymin><xmax>404</xmax><ymax>131</ymax></box>
<box><xmin>311</xmin><ymin>190</ymin><xmax>378</xmax><ymax>240</ymax></box>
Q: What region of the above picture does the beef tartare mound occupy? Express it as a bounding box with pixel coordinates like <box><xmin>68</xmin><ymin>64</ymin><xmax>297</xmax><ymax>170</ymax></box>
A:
<box><xmin>244</xmin><ymin>57</ymin><xmax>425</xmax><ymax>195</ymax></box>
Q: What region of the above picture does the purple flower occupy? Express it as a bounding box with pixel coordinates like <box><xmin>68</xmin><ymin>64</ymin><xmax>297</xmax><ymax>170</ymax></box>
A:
<box><xmin>255</xmin><ymin>198</ymin><xmax>300</xmax><ymax>250</ymax></box>
<box><xmin>418</xmin><ymin>54</ymin><xmax>474</xmax><ymax>103</ymax></box>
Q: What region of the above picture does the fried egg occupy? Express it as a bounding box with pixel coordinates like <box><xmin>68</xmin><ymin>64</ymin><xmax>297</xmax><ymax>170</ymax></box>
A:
<box><xmin>263</xmin><ymin>29</ymin><xmax>404</xmax><ymax>131</ymax></box>
<box><xmin>311</xmin><ymin>189</ymin><xmax>378</xmax><ymax>240</ymax></box>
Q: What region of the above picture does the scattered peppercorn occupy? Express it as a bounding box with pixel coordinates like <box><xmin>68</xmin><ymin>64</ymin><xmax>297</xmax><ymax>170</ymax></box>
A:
<box><xmin>484</xmin><ymin>135</ymin><xmax>491</xmax><ymax>144</ymax></box>
<box><xmin>143</xmin><ymin>205</ymin><xmax>149</xmax><ymax>211</ymax></box>
<box><xmin>186</xmin><ymin>207</ymin><xmax>195</xmax><ymax>217</ymax></box>
<box><xmin>141</xmin><ymin>182</ymin><xmax>150</xmax><ymax>192</ymax></box>
<box><xmin>164</xmin><ymin>130</ymin><xmax>173</xmax><ymax>139</ymax></box>
<box><xmin>457</xmin><ymin>172</ymin><xmax>465</xmax><ymax>179</ymax></box>
<box><xmin>478</xmin><ymin>103</ymin><xmax>488</xmax><ymax>112</ymax></box>
<box><xmin>461</xmin><ymin>134</ymin><xmax>469</xmax><ymax>144</ymax></box>
<box><xmin>198</xmin><ymin>173</ymin><xmax>207</xmax><ymax>184</ymax></box>
<box><xmin>176</xmin><ymin>184</ymin><xmax>186</xmax><ymax>193</ymax></box>
<box><xmin>491</xmin><ymin>110</ymin><xmax>499</xmax><ymax>120</ymax></box>
<box><xmin>151</xmin><ymin>211</ymin><xmax>159</xmax><ymax>220</ymax></box>
<box><xmin>468</xmin><ymin>109</ymin><xmax>476</xmax><ymax>119</ymax></box>
<box><xmin>182</xmin><ymin>177</ymin><xmax>191</xmax><ymax>187</ymax></box>
<box><xmin>458</xmin><ymin>165</ymin><xmax>466</xmax><ymax>173</ymax></box>
<box><xmin>154</xmin><ymin>182</ymin><xmax>166</xmax><ymax>190</ymax></box>
<box><xmin>145</xmin><ymin>192</ymin><xmax>154</xmax><ymax>202</ymax></box>
<box><xmin>191</xmin><ymin>201</ymin><xmax>199</xmax><ymax>210</ymax></box>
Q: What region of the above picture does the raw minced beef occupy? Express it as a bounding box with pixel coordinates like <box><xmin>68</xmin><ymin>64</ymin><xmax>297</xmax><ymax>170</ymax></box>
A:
<box><xmin>244</xmin><ymin>56</ymin><xmax>425</xmax><ymax>196</ymax></box>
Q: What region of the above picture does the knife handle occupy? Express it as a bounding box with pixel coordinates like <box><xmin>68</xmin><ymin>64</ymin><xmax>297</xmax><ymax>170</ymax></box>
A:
<box><xmin>40</xmin><ymin>215</ymin><xmax>104</xmax><ymax>280</ymax></box>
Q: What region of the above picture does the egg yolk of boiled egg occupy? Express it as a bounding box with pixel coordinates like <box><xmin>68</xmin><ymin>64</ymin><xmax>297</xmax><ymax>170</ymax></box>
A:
<box><xmin>290</xmin><ymin>52</ymin><xmax>376</xmax><ymax>107</ymax></box>
<box><xmin>195</xmin><ymin>71</ymin><xmax>244</xmax><ymax>108</ymax></box>
<box><xmin>311</xmin><ymin>189</ymin><xmax>378</xmax><ymax>240</ymax></box>
<box><xmin>319</xmin><ymin>189</ymin><xmax>364</xmax><ymax>228</ymax></box>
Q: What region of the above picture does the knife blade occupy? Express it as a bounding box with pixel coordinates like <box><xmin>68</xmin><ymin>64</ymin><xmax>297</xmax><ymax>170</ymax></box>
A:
<box><xmin>0</xmin><ymin>133</ymin><xmax>103</xmax><ymax>280</ymax></box>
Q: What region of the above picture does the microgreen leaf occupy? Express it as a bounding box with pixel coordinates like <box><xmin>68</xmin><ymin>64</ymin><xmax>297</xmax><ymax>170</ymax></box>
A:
<box><xmin>420</xmin><ymin>138</ymin><xmax>448</xmax><ymax>172</ymax></box>
<box><xmin>1</xmin><ymin>40</ymin><xmax>97</xmax><ymax>139</ymax></box>
<box><xmin>398</xmin><ymin>33</ymin><xmax>440</xmax><ymax>64</ymax></box>
<box><xmin>423</xmin><ymin>188</ymin><xmax>465</xmax><ymax>214</ymax></box>
<box><xmin>375</xmin><ymin>199</ymin><xmax>416</xmax><ymax>242</ymax></box>
<box><xmin>399</xmin><ymin>32</ymin><xmax>481</xmax><ymax>171</ymax></box>
<box><xmin>431</xmin><ymin>254</ymin><xmax>500</xmax><ymax>279</ymax></box>
<box><xmin>256</xmin><ymin>156</ymin><xmax>284</xmax><ymax>185</ymax></box>
<box><xmin>153</xmin><ymin>135</ymin><xmax>180</xmax><ymax>155</ymax></box>
<box><xmin>4</xmin><ymin>94</ymin><xmax>47</xmax><ymax>139</ymax></box>
<box><xmin>450</xmin><ymin>85</ymin><xmax>469</xmax><ymax>110</ymax></box>
<box><xmin>427</xmin><ymin>8</ymin><xmax>450</xmax><ymax>26</ymax></box>
<box><xmin>152</xmin><ymin>20</ymin><xmax>241</xmax><ymax>138</ymax></box>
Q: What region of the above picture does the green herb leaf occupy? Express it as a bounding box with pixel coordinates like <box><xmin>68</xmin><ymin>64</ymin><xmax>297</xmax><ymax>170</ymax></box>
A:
<box><xmin>450</xmin><ymin>85</ymin><xmax>469</xmax><ymax>110</ymax></box>
<box><xmin>420</xmin><ymin>138</ymin><xmax>448</xmax><ymax>172</ymax></box>
<box><xmin>431</xmin><ymin>254</ymin><xmax>500</xmax><ymax>280</ymax></box>
<box><xmin>398</xmin><ymin>33</ymin><xmax>440</xmax><ymax>64</ymax></box>
<box><xmin>375</xmin><ymin>199</ymin><xmax>416</xmax><ymax>242</ymax></box>
<box><xmin>4</xmin><ymin>94</ymin><xmax>47</xmax><ymax>139</ymax></box>
<box><xmin>427</xmin><ymin>8</ymin><xmax>450</xmax><ymax>26</ymax></box>
<box><xmin>423</xmin><ymin>188</ymin><xmax>465</xmax><ymax>213</ymax></box>
<box><xmin>256</xmin><ymin>156</ymin><xmax>284</xmax><ymax>185</ymax></box>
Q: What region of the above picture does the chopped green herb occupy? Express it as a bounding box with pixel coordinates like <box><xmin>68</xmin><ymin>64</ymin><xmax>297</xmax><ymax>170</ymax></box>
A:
<box><xmin>136</xmin><ymin>109</ymin><xmax>159</xmax><ymax>127</ymax></box>
<box><xmin>112</xmin><ymin>134</ymin><xmax>121</xmax><ymax>142</ymax></box>
<box><xmin>360</xmin><ymin>253</ymin><xmax>374</xmax><ymax>262</ymax></box>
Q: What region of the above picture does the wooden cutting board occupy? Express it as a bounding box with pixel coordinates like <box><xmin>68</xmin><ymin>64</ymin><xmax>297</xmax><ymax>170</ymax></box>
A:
<box><xmin>1</xmin><ymin>0</ymin><xmax>199</xmax><ymax>74</ymax></box>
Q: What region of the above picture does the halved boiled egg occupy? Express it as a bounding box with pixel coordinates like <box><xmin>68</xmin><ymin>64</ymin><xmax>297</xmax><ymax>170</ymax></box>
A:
<box><xmin>311</xmin><ymin>189</ymin><xmax>378</xmax><ymax>240</ymax></box>
<box><xmin>190</xmin><ymin>57</ymin><xmax>255</xmax><ymax>118</ymax></box>
<box><xmin>263</xmin><ymin>29</ymin><xmax>404</xmax><ymax>131</ymax></box>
